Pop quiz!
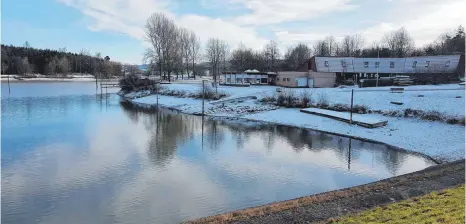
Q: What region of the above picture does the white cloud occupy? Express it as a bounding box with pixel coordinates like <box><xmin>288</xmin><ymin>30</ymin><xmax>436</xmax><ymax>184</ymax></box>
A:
<box><xmin>177</xmin><ymin>14</ymin><xmax>268</xmax><ymax>50</ymax></box>
<box><xmin>232</xmin><ymin>0</ymin><xmax>358</xmax><ymax>26</ymax></box>
<box><xmin>58</xmin><ymin>0</ymin><xmax>465</xmax><ymax>62</ymax></box>
<box><xmin>273</xmin><ymin>0</ymin><xmax>465</xmax><ymax>49</ymax></box>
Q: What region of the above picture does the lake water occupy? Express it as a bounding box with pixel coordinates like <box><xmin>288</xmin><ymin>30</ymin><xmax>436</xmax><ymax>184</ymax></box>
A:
<box><xmin>1</xmin><ymin>82</ymin><xmax>436</xmax><ymax>224</ymax></box>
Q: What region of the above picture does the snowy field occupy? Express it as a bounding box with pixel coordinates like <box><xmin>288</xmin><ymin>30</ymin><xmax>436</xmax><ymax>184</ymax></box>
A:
<box><xmin>130</xmin><ymin>83</ymin><xmax>465</xmax><ymax>162</ymax></box>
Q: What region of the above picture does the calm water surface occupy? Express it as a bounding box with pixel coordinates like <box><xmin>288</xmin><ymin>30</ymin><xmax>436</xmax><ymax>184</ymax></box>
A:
<box><xmin>1</xmin><ymin>82</ymin><xmax>436</xmax><ymax>223</ymax></box>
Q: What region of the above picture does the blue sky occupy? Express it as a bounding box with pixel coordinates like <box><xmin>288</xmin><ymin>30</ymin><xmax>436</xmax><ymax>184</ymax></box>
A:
<box><xmin>2</xmin><ymin>0</ymin><xmax>464</xmax><ymax>64</ymax></box>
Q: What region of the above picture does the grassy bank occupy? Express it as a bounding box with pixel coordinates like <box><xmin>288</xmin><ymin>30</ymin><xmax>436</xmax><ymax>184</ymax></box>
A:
<box><xmin>186</xmin><ymin>160</ymin><xmax>464</xmax><ymax>223</ymax></box>
<box><xmin>326</xmin><ymin>185</ymin><xmax>465</xmax><ymax>224</ymax></box>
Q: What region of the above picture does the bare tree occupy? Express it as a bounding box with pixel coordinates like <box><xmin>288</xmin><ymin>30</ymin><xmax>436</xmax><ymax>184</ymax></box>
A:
<box><xmin>57</xmin><ymin>57</ymin><xmax>71</xmax><ymax>75</ymax></box>
<box><xmin>231</xmin><ymin>43</ymin><xmax>254</xmax><ymax>72</ymax></box>
<box><xmin>264</xmin><ymin>40</ymin><xmax>280</xmax><ymax>72</ymax></box>
<box><xmin>189</xmin><ymin>31</ymin><xmax>200</xmax><ymax>79</ymax></box>
<box><xmin>313</xmin><ymin>40</ymin><xmax>330</xmax><ymax>56</ymax></box>
<box><xmin>285</xmin><ymin>43</ymin><xmax>311</xmax><ymax>70</ymax></box>
<box><xmin>325</xmin><ymin>36</ymin><xmax>337</xmax><ymax>56</ymax></box>
<box><xmin>45</xmin><ymin>58</ymin><xmax>57</xmax><ymax>76</ymax></box>
<box><xmin>220</xmin><ymin>41</ymin><xmax>230</xmax><ymax>72</ymax></box>
<box><xmin>144</xmin><ymin>12</ymin><xmax>181</xmax><ymax>82</ymax></box>
<box><xmin>383</xmin><ymin>27</ymin><xmax>414</xmax><ymax>57</ymax></box>
<box><xmin>14</xmin><ymin>57</ymin><xmax>31</xmax><ymax>75</ymax></box>
<box><xmin>205</xmin><ymin>38</ymin><xmax>226</xmax><ymax>84</ymax></box>
<box><xmin>340</xmin><ymin>34</ymin><xmax>365</xmax><ymax>56</ymax></box>
<box><xmin>179</xmin><ymin>27</ymin><xmax>191</xmax><ymax>80</ymax></box>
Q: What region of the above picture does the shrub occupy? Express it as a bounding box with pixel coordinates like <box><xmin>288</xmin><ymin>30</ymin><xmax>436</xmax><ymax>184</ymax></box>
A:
<box><xmin>192</xmin><ymin>82</ymin><xmax>226</xmax><ymax>100</ymax></box>
<box><xmin>277</xmin><ymin>92</ymin><xmax>286</xmax><ymax>106</ymax></box>
<box><xmin>383</xmin><ymin>110</ymin><xmax>403</xmax><ymax>117</ymax></box>
<box><xmin>420</xmin><ymin>111</ymin><xmax>444</xmax><ymax>121</ymax></box>
<box><xmin>352</xmin><ymin>104</ymin><xmax>369</xmax><ymax>114</ymax></box>
<box><xmin>119</xmin><ymin>74</ymin><xmax>139</xmax><ymax>91</ymax></box>
<box><xmin>404</xmin><ymin>108</ymin><xmax>423</xmax><ymax>117</ymax></box>
<box><xmin>299</xmin><ymin>90</ymin><xmax>313</xmax><ymax>108</ymax></box>
<box><xmin>446</xmin><ymin>117</ymin><xmax>459</xmax><ymax>124</ymax></box>
<box><xmin>332</xmin><ymin>103</ymin><xmax>350</xmax><ymax>111</ymax></box>
<box><xmin>317</xmin><ymin>92</ymin><xmax>329</xmax><ymax>107</ymax></box>
<box><xmin>459</xmin><ymin>117</ymin><xmax>466</xmax><ymax>126</ymax></box>
<box><xmin>284</xmin><ymin>90</ymin><xmax>296</xmax><ymax>107</ymax></box>
<box><xmin>260</xmin><ymin>94</ymin><xmax>276</xmax><ymax>103</ymax></box>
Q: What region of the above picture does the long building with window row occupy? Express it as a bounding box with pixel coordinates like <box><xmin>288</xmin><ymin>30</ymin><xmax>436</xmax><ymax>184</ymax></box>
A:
<box><xmin>298</xmin><ymin>54</ymin><xmax>465</xmax><ymax>84</ymax></box>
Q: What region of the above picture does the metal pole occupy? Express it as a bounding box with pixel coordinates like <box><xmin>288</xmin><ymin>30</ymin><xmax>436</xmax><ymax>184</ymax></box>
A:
<box><xmin>156</xmin><ymin>82</ymin><xmax>159</xmax><ymax>107</ymax></box>
<box><xmin>376</xmin><ymin>48</ymin><xmax>380</xmax><ymax>87</ymax></box>
<box><xmin>202</xmin><ymin>80</ymin><xmax>205</xmax><ymax>115</ymax></box>
<box><xmin>350</xmin><ymin>89</ymin><xmax>354</xmax><ymax>124</ymax></box>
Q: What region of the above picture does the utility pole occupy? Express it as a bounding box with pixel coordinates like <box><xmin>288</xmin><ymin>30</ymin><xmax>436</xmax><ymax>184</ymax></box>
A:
<box><xmin>156</xmin><ymin>82</ymin><xmax>159</xmax><ymax>107</ymax></box>
<box><xmin>376</xmin><ymin>47</ymin><xmax>380</xmax><ymax>87</ymax></box>
<box><xmin>202</xmin><ymin>80</ymin><xmax>206</xmax><ymax>115</ymax></box>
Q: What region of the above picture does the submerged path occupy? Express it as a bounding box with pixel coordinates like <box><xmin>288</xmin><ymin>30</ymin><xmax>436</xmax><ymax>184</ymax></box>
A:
<box><xmin>186</xmin><ymin>160</ymin><xmax>464</xmax><ymax>224</ymax></box>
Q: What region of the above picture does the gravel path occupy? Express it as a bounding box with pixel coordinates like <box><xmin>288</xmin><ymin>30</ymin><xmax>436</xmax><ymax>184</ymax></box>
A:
<box><xmin>187</xmin><ymin>160</ymin><xmax>465</xmax><ymax>224</ymax></box>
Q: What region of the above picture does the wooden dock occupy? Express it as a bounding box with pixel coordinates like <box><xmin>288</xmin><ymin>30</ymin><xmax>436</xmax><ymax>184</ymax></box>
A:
<box><xmin>100</xmin><ymin>83</ymin><xmax>120</xmax><ymax>88</ymax></box>
<box><xmin>300</xmin><ymin>108</ymin><xmax>388</xmax><ymax>128</ymax></box>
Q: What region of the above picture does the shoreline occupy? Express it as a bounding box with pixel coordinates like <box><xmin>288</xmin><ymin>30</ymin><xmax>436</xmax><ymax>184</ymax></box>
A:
<box><xmin>123</xmin><ymin>94</ymin><xmax>455</xmax><ymax>164</ymax></box>
<box><xmin>185</xmin><ymin>159</ymin><xmax>465</xmax><ymax>223</ymax></box>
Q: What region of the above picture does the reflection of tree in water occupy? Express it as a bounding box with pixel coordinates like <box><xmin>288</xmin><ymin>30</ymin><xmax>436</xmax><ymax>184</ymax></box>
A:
<box><xmin>373</xmin><ymin>145</ymin><xmax>406</xmax><ymax>176</ymax></box>
<box><xmin>120</xmin><ymin>102</ymin><xmax>198</xmax><ymax>167</ymax></box>
<box><xmin>120</xmin><ymin>102</ymin><xmax>411</xmax><ymax>173</ymax></box>
<box><xmin>204</xmin><ymin>119</ymin><xmax>225</xmax><ymax>152</ymax></box>
<box><xmin>119</xmin><ymin>101</ymin><xmax>141</xmax><ymax>123</ymax></box>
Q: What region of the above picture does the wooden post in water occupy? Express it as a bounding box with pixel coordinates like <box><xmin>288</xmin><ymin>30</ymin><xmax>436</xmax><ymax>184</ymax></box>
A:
<box><xmin>7</xmin><ymin>75</ymin><xmax>11</xmax><ymax>94</ymax></box>
<box><xmin>350</xmin><ymin>89</ymin><xmax>354</xmax><ymax>124</ymax></box>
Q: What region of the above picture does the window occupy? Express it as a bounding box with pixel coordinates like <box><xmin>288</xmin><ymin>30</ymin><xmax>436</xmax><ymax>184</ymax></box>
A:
<box><xmin>445</xmin><ymin>61</ymin><xmax>451</xmax><ymax>67</ymax></box>
<box><xmin>341</xmin><ymin>60</ymin><xmax>347</xmax><ymax>67</ymax></box>
<box><xmin>324</xmin><ymin>61</ymin><xmax>329</xmax><ymax>67</ymax></box>
<box><xmin>390</xmin><ymin>62</ymin><xmax>395</xmax><ymax>68</ymax></box>
<box><xmin>412</xmin><ymin>61</ymin><xmax>417</xmax><ymax>68</ymax></box>
<box><xmin>287</xmin><ymin>78</ymin><xmax>290</xmax><ymax>82</ymax></box>
<box><xmin>227</xmin><ymin>78</ymin><xmax>231</xmax><ymax>83</ymax></box>
<box><xmin>375</xmin><ymin>62</ymin><xmax>380</xmax><ymax>68</ymax></box>
<box><xmin>364</xmin><ymin>62</ymin><xmax>369</xmax><ymax>68</ymax></box>
<box><xmin>283</xmin><ymin>78</ymin><xmax>286</xmax><ymax>81</ymax></box>
<box><xmin>425</xmin><ymin>61</ymin><xmax>430</xmax><ymax>67</ymax></box>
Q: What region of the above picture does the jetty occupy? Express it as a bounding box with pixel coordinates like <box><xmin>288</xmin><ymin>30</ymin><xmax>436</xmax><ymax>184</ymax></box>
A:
<box><xmin>300</xmin><ymin>108</ymin><xmax>388</xmax><ymax>128</ymax></box>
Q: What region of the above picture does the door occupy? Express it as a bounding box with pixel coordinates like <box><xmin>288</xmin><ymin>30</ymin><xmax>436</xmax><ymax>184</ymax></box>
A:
<box><xmin>296</xmin><ymin>77</ymin><xmax>307</xmax><ymax>87</ymax></box>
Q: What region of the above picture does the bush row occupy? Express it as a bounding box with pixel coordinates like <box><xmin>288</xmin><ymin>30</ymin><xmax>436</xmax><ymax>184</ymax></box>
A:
<box><xmin>260</xmin><ymin>90</ymin><xmax>465</xmax><ymax>126</ymax></box>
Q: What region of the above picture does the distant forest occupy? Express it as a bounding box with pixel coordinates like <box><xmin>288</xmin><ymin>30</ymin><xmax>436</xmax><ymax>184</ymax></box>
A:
<box><xmin>1</xmin><ymin>43</ymin><xmax>126</xmax><ymax>77</ymax></box>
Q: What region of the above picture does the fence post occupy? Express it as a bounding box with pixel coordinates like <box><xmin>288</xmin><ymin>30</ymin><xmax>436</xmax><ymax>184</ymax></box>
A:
<box><xmin>350</xmin><ymin>89</ymin><xmax>354</xmax><ymax>124</ymax></box>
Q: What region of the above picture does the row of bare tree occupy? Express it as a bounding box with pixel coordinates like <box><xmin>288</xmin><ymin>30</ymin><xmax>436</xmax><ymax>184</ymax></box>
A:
<box><xmin>143</xmin><ymin>13</ymin><xmax>201</xmax><ymax>81</ymax></box>
<box><xmin>144</xmin><ymin>12</ymin><xmax>464</xmax><ymax>78</ymax></box>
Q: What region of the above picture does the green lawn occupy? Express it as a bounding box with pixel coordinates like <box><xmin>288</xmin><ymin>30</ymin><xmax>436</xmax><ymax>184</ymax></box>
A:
<box><xmin>326</xmin><ymin>185</ymin><xmax>465</xmax><ymax>224</ymax></box>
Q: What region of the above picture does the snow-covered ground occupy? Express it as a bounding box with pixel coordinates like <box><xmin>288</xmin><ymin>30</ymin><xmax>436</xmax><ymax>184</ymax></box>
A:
<box><xmin>289</xmin><ymin>84</ymin><xmax>465</xmax><ymax>117</ymax></box>
<box><xmin>128</xmin><ymin>83</ymin><xmax>465</xmax><ymax>162</ymax></box>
